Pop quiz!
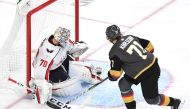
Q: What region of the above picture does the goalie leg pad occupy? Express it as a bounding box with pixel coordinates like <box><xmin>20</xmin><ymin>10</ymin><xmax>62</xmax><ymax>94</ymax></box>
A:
<box><xmin>52</xmin><ymin>77</ymin><xmax>83</xmax><ymax>97</ymax></box>
<box><xmin>30</xmin><ymin>79</ymin><xmax>52</xmax><ymax>104</ymax></box>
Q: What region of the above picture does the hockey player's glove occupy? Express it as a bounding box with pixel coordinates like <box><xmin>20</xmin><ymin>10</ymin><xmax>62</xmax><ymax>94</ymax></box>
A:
<box><xmin>108</xmin><ymin>71</ymin><xmax>118</xmax><ymax>81</ymax></box>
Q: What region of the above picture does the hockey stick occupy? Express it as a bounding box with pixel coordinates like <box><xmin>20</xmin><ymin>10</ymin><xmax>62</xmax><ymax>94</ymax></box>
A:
<box><xmin>8</xmin><ymin>77</ymin><xmax>108</xmax><ymax>107</ymax></box>
<box><xmin>65</xmin><ymin>77</ymin><xmax>108</xmax><ymax>104</ymax></box>
<box><xmin>8</xmin><ymin>77</ymin><xmax>71</xmax><ymax>109</ymax></box>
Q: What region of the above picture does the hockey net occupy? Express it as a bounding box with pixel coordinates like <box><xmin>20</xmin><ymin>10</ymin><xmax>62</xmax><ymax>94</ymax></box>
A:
<box><xmin>0</xmin><ymin>0</ymin><xmax>79</xmax><ymax>92</ymax></box>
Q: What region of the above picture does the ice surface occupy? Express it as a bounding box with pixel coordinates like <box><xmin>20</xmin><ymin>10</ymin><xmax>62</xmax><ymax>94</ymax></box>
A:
<box><xmin>0</xmin><ymin>0</ymin><xmax>190</xmax><ymax>109</ymax></box>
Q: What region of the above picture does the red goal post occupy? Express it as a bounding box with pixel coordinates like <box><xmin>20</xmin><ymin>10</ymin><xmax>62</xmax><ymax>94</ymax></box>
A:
<box><xmin>0</xmin><ymin>0</ymin><xmax>79</xmax><ymax>92</ymax></box>
<box><xmin>26</xmin><ymin>0</ymin><xmax>79</xmax><ymax>91</ymax></box>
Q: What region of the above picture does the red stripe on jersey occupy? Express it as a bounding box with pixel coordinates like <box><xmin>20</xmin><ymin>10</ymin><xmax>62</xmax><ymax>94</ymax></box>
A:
<box><xmin>45</xmin><ymin>60</ymin><xmax>54</xmax><ymax>81</ymax></box>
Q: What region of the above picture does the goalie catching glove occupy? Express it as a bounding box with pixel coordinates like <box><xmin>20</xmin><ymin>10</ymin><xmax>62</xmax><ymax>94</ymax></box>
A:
<box><xmin>69</xmin><ymin>41</ymin><xmax>89</xmax><ymax>58</ymax></box>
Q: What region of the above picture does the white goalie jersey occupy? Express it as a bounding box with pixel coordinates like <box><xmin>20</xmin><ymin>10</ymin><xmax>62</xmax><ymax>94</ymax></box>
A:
<box><xmin>31</xmin><ymin>35</ymin><xmax>102</xmax><ymax>104</ymax></box>
<box><xmin>33</xmin><ymin>36</ymin><xmax>88</xmax><ymax>76</ymax></box>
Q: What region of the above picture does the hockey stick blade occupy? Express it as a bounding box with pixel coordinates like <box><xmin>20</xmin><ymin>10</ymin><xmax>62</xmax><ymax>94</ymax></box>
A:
<box><xmin>65</xmin><ymin>77</ymin><xmax>108</xmax><ymax>104</ymax></box>
<box><xmin>47</xmin><ymin>98</ymin><xmax>71</xmax><ymax>109</ymax></box>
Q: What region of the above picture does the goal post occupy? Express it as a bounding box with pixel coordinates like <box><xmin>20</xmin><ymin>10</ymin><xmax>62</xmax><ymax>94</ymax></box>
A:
<box><xmin>26</xmin><ymin>0</ymin><xmax>57</xmax><ymax>92</ymax></box>
<box><xmin>0</xmin><ymin>0</ymin><xmax>79</xmax><ymax>92</ymax></box>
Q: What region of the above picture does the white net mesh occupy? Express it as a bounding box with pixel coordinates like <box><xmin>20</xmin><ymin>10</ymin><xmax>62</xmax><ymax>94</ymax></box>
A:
<box><xmin>0</xmin><ymin>0</ymin><xmax>78</xmax><ymax>90</ymax></box>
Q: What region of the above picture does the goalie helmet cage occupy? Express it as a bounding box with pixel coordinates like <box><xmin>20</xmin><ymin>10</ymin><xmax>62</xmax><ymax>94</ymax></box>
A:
<box><xmin>0</xmin><ymin>0</ymin><xmax>79</xmax><ymax>92</ymax></box>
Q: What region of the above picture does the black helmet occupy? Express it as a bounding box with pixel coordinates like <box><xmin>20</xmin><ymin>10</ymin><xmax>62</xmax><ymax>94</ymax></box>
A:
<box><xmin>106</xmin><ymin>25</ymin><xmax>121</xmax><ymax>40</ymax></box>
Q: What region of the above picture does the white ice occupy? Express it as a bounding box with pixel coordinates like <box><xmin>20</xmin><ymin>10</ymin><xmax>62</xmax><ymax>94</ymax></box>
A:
<box><xmin>0</xmin><ymin>0</ymin><xmax>190</xmax><ymax>109</ymax></box>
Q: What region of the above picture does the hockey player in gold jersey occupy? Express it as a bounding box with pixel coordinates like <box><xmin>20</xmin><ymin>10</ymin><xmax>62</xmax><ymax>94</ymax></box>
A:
<box><xmin>106</xmin><ymin>25</ymin><xmax>183</xmax><ymax>109</ymax></box>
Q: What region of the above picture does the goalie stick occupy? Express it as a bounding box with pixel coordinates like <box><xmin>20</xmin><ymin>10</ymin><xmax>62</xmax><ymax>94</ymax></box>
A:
<box><xmin>46</xmin><ymin>76</ymin><xmax>108</xmax><ymax>109</ymax></box>
<box><xmin>8</xmin><ymin>77</ymin><xmax>108</xmax><ymax>108</ymax></box>
<box><xmin>8</xmin><ymin>77</ymin><xmax>71</xmax><ymax>109</ymax></box>
<box><xmin>65</xmin><ymin>77</ymin><xmax>108</xmax><ymax>104</ymax></box>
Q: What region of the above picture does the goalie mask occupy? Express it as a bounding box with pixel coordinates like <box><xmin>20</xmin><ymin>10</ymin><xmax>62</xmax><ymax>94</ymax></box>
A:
<box><xmin>54</xmin><ymin>27</ymin><xmax>70</xmax><ymax>46</ymax></box>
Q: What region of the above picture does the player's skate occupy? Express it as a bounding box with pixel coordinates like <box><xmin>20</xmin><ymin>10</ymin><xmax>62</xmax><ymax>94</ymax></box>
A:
<box><xmin>171</xmin><ymin>99</ymin><xmax>185</xmax><ymax>109</ymax></box>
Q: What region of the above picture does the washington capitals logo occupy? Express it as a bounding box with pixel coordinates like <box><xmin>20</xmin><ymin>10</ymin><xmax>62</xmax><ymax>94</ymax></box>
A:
<box><xmin>47</xmin><ymin>48</ymin><xmax>54</xmax><ymax>53</ymax></box>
